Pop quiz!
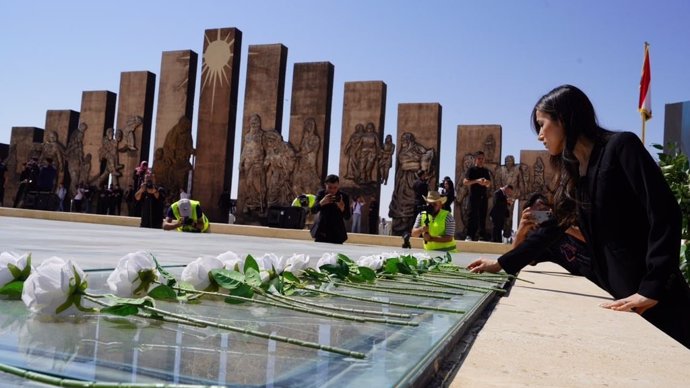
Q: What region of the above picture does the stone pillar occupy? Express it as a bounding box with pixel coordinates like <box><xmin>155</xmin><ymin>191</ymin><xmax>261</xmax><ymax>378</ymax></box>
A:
<box><xmin>79</xmin><ymin>91</ymin><xmax>117</xmax><ymax>187</ymax></box>
<box><xmin>3</xmin><ymin>127</ymin><xmax>44</xmax><ymax>207</ymax></box>
<box><xmin>236</xmin><ymin>43</ymin><xmax>288</xmax><ymax>225</ymax></box>
<box><xmin>192</xmin><ymin>27</ymin><xmax>242</xmax><ymax>223</ymax></box>
<box><xmin>152</xmin><ymin>50</ymin><xmax>198</xmax><ymax>200</ymax></box>
<box><xmin>44</xmin><ymin>110</ymin><xmax>79</xmax><ymax>190</ymax></box>
<box><xmin>114</xmin><ymin>71</ymin><xmax>156</xmax><ymax>193</ymax></box>
<box><xmin>454</xmin><ymin>124</ymin><xmax>502</xmax><ymax>239</ymax></box>
<box><xmin>337</xmin><ymin>81</ymin><xmax>387</xmax><ymax>234</ymax></box>
<box><xmin>287</xmin><ymin>62</ymin><xmax>334</xmax><ymax>197</ymax></box>
<box><xmin>388</xmin><ymin>103</ymin><xmax>442</xmax><ymax>236</ymax></box>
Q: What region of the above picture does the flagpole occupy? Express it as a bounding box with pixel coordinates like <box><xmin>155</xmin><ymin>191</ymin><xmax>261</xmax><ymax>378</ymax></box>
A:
<box><xmin>641</xmin><ymin>114</ymin><xmax>646</xmax><ymax>145</ymax></box>
<box><xmin>638</xmin><ymin>41</ymin><xmax>651</xmax><ymax>144</ymax></box>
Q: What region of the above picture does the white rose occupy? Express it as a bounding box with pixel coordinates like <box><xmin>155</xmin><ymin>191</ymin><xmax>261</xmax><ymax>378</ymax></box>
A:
<box><xmin>412</xmin><ymin>252</ymin><xmax>432</xmax><ymax>267</ymax></box>
<box><xmin>0</xmin><ymin>251</ymin><xmax>31</xmax><ymax>287</ymax></box>
<box><xmin>380</xmin><ymin>251</ymin><xmax>402</xmax><ymax>260</ymax></box>
<box><xmin>316</xmin><ymin>252</ymin><xmax>338</xmax><ymax>269</ymax></box>
<box><xmin>106</xmin><ymin>251</ymin><xmax>159</xmax><ymax>297</ymax></box>
<box><xmin>181</xmin><ymin>256</ymin><xmax>224</xmax><ymax>291</ymax></box>
<box><xmin>21</xmin><ymin>257</ymin><xmax>87</xmax><ymax>317</ymax></box>
<box><xmin>283</xmin><ymin>254</ymin><xmax>311</xmax><ymax>275</ymax></box>
<box><xmin>218</xmin><ymin>251</ymin><xmax>244</xmax><ymax>272</ymax></box>
<box><xmin>253</xmin><ymin>253</ymin><xmax>273</xmax><ymax>271</ymax></box>
<box><xmin>356</xmin><ymin>255</ymin><xmax>383</xmax><ymax>271</ymax></box>
<box><xmin>267</xmin><ymin>254</ymin><xmax>288</xmax><ymax>274</ymax></box>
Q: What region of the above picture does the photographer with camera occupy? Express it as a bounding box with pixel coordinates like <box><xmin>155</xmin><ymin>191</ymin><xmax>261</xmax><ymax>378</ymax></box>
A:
<box><xmin>410</xmin><ymin>190</ymin><xmax>457</xmax><ymax>252</ymax></box>
<box><xmin>135</xmin><ymin>173</ymin><xmax>164</xmax><ymax>229</ymax></box>
<box><xmin>163</xmin><ymin>198</ymin><xmax>209</xmax><ymax>233</ymax></box>
<box><xmin>311</xmin><ymin>174</ymin><xmax>350</xmax><ymax>244</ymax></box>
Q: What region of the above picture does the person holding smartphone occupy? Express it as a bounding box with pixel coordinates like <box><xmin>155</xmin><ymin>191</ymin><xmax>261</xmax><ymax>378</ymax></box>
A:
<box><xmin>469</xmin><ymin>193</ymin><xmax>591</xmax><ymax>277</ymax></box>
<box><xmin>470</xmin><ymin>85</ymin><xmax>690</xmax><ymax>348</ymax></box>
<box><xmin>311</xmin><ymin>174</ymin><xmax>351</xmax><ymax>244</ymax></box>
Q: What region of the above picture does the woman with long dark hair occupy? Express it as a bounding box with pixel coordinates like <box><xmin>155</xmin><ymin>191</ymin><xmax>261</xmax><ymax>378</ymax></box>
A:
<box><xmin>469</xmin><ymin>84</ymin><xmax>690</xmax><ymax>348</ymax></box>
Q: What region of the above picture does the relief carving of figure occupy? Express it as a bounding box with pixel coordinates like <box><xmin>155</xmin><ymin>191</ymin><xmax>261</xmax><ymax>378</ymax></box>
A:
<box><xmin>65</xmin><ymin>122</ymin><xmax>88</xmax><ymax>195</ymax></box>
<box><xmin>494</xmin><ymin>154</ymin><xmax>521</xmax><ymax>235</ymax></box>
<box><xmin>518</xmin><ymin>163</ymin><xmax>531</xmax><ymax>202</ymax></box>
<box><xmin>97</xmin><ymin>127</ymin><xmax>124</xmax><ymax>186</ymax></box>
<box><xmin>378</xmin><ymin>134</ymin><xmax>395</xmax><ymax>185</ymax></box>
<box><xmin>239</xmin><ymin>114</ymin><xmax>266</xmax><ymax>213</ymax></box>
<box><xmin>263</xmin><ymin>129</ymin><xmax>296</xmax><ymax>208</ymax></box>
<box><xmin>292</xmin><ymin>118</ymin><xmax>321</xmax><ymax>195</ymax></box>
<box><xmin>122</xmin><ymin>115</ymin><xmax>141</xmax><ymax>152</ymax></box>
<box><xmin>484</xmin><ymin>134</ymin><xmax>496</xmax><ymax>163</ymax></box>
<box><xmin>456</xmin><ymin>153</ymin><xmax>475</xmax><ymax>234</ymax></box>
<box><xmin>388</xmin><ymin>132</ymin><xmax>436</xmax><ymax>235</ymax></box>
<box><xmin>40</xmin><ymin>130</ymin><xmax>66</xmax><ymax>186</ymax></box>
<box><xmin>494</xmin><ymin>155</ymin><xmax>521</xmax><ymax>197</ymax></box>
<box><xmin>344</xmin><ymin>124</ymin><xmax>364</xmax><ymax>181</ymax></box>
<box><xmin>357</xmin><ymin>122</ymin><xmax>380</xmax><ymax>184</ymax></box>
<box><xmin>532</xmin><ymin>156</ymin><xmax>546</xmax><ymax>194</ymax></box>
<box><xmin>156</xmin><ymin>116</ymin><xmax>194</xmax><ymax>198</ymax></box>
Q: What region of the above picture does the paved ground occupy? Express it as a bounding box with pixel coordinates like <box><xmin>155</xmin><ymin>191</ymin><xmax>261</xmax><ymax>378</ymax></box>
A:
<box><xmin>451</xmin><ymin>262</ymin><xmax>689</xmax><ymax>387</ymax></box>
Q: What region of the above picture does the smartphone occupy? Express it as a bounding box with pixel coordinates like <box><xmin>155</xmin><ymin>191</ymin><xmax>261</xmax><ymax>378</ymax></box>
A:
<box><xmin>531</xmin><ymin>210</ymin><xmax>553</xmax><ymax>224</ymax></box>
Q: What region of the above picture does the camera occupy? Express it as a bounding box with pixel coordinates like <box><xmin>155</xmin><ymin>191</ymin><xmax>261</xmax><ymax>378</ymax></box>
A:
<box><xmin>145</xmin><ymin>182</ymin><xmax>153</xmax><ymax>189</ymax></box>
<box><xmin>332</xmin><ymin>193</ymin><xmax>341</xmax><ymax>202</ymax></box>
<box><xmin>182</xmin><ymin>217</ymin><xmax>194</xmax><ymax>226</ymax></box>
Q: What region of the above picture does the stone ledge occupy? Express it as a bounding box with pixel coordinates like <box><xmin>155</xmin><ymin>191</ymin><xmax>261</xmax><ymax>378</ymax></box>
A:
<box><xmin>0</xmin><ymin>207</ymin><xmax>511</xmax><ymax>254</ymax></box>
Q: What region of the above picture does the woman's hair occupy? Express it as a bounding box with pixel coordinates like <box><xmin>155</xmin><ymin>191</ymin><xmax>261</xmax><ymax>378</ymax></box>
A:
<box><xmin>531</xmin><ymin>85</ymin><xmax>612</xmax><ymax>226</ymax></box>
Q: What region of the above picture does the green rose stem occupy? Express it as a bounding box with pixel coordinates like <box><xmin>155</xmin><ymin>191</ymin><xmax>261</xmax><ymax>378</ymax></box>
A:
<box><xmin>423</xmin><ymin>271</ymin><xmax>507</xmax><ymax>284</ymax></box>
<box><xmin>372</xmin><ymin>279</ymin><xmax>465</xmax><ymax>296</ymax></box>
<box><xmin>155</xmin><ymin>284</ymin><xmax>369</xmax><ymax>324</ymax></box>
<box><xmin>163</xmin><ymin>287</ymin><xmax>408</xmax><ymax>326</ymax></box>
<box><xmin>261</xmin><ymin>292</ymin><xmax>418</xmax><ymax>327</ymax></box>
<box><xmin>83</xmin><ymin>294</ymin><xmax>365</xmax><ymax>359</ymax></box>
<box><xmin>298</xmin><ymin>286</ymin><xmax>466</xmax><ymax>314</ymax></box>
<box><xmin>332</xmin><ymin>282</ymin><xmax>453</xmax><ymax>300</ymax></box>
<box><xmin>387</xmin><ymin>274</ymin><xmax>507</xmax><ymax>294</ymax></box>
<box><xmin>274</xmin><ymin>293</ymin><xmax>412</xmax><ymax>319</ymax></box>
<box><xmin>85</xmin><ymin>294</ymin><xmax>206</xmax><ymax>328</ymax></box>
<box><xmin>0</xmin><ymin>361</ymin><xmax>211</xmax><ymax>388</ymax></box>
<box><xmin>437</xmin><ymin>264</ymin><xmax>535</xmax><ymax>284</ymax></box>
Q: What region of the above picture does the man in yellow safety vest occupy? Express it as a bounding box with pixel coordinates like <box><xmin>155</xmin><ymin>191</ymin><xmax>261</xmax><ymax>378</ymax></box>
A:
<box><xmin>410</xmin><ymin>190</ymin><xmax>457</xmax><ymax>252</ymax></box>
<box><xmin>163</xmin><ymin>198</ymin><xmax>209</xmax><ymax>233</ymax></box>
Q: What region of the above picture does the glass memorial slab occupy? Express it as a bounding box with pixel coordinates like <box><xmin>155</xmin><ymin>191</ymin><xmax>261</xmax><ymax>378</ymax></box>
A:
<box><xmin>0</xmin><ymin>217</ymin><xmax>504</xmax><ymax>386</ymax></box>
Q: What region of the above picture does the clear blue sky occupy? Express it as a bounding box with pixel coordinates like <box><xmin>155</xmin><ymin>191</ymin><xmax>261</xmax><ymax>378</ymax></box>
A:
<box><xmin>2</xmin><ymin>0</ymin><xmax>689</xmax><ymax>218</ymax></box>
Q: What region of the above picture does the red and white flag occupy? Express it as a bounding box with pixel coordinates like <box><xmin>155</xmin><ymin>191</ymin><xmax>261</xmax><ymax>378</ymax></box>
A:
<box><xmin>639</xmin><ymin>43</ymin><xmax>652</xmax><ymax>121</ymax></box>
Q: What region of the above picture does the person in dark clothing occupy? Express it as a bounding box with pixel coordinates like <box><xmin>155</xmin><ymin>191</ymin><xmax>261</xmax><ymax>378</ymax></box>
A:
<box><xmin>111</xmin><ymin>184</ymin><xmax>123</xmax><ymax>215</ymax></box>
<box><xmin>36</xmin><ymin>158</ymin><xmax>57</xmax><ymax>192</ymax></box>
<box><xmin>463</xmin><ymin>151</ymin><xmax>491</xmax><ymax>240</ymax></box>
<box><xmin>489</xmin><ymin>184</ymin><xmax>514</xmax><ymax>242</ymax></box>
<box><xmin>440</xmin><ymin>176</ymin><xmax>455</xmax><ymax>212</ymax></box>
<box><xmin>135</xmin><ymin>175</ymin><xmax>164</xmax><ymax>229</ymax></box>
<box><xmin>412</xmin><ymin>170</ymin><xmax>429</xmax><ymax>216</ymax></box>
<box><xmin>469</xmin><ymin>84</ymin><xmax>690</xmax><ymax>349</ymax></box>
<box><xmin>311</xmin><ymin>174</ymin><xmax>351</xmax><ymax>244</ymax></box>
<box><xmin>14</xmin><ymin>160</ymin><xmax>38</xmax><ymax>207</ymax></box>
<box><xmin>368</xmin><ymin>195</ymin><xmax>379</xmax><ymax>235</ymax></box>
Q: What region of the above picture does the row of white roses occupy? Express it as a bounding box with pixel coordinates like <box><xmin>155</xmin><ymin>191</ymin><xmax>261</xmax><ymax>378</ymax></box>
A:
<box><xmin>1</xmin><ymin>250</ymin><xmax>433</xmax><ymax>318</ymax></box>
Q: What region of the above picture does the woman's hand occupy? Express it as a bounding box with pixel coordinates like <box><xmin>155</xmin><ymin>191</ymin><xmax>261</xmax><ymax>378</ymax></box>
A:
<box><xmin>467</xmin><ymin>258</ymin><xmax>502</xmax><ymax>274</ymax></box>
<box><xmin>600</xmin><ymin>293</ymin><xmax>658</xmax><ymax>315</ymax></box>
